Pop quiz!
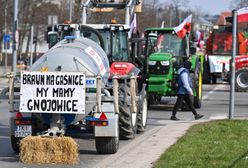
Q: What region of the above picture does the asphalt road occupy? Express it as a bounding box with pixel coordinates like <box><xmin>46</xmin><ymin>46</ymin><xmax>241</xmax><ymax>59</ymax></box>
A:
<box><xmin>0</xmin><ymin>82</ymin><xmax>247</xmax><ymax>168</ymax></box>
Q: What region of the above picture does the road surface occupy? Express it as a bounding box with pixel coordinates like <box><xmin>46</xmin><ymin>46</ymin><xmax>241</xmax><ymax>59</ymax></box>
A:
<box><xmin>0</xmin><ymin>82</ymin><xmax>247</xmax><ymax>168</ymax></box>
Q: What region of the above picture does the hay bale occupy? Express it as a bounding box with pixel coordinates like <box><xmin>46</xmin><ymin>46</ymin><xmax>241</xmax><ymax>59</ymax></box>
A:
<box><xmin>20</xmin><ymin>136</ymin><xmax>79</xmax><ymax>164</ymax></box>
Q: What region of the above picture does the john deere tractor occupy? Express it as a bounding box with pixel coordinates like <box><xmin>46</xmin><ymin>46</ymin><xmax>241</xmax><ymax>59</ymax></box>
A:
<box><xmin>144</xmin><ymin>28</ymin><xmax>204</xmax><ymax>108</ymax></box>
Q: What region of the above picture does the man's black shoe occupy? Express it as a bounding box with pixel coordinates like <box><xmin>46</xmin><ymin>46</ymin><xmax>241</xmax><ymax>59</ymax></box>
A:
<box><xmin>195</xmin><ymin>114</ymin><xmax>204</xmax><ymax>120</ymax></box>
<box><xmin>171</xmin><ymin>116</ymin><xmax>180</xmax><ymax>121</ymax></box>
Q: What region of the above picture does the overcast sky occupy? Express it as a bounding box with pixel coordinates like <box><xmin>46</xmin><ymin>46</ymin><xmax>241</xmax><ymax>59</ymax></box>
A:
<box><xmin>188</xmin><ymin>0</ymin><xmax>233</xmax><ymax>15</ymax></box>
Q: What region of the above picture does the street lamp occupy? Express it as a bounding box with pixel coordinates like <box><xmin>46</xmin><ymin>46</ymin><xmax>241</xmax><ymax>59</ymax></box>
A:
<box><xmin>12</xmin><ymin>0</ymin><xmax>19</xmax><ymax>76</ymax></box>
<box><xmin>4</xmin><ymin>0</ymin><xmax>8</xmax><ymax>75</ymax></box>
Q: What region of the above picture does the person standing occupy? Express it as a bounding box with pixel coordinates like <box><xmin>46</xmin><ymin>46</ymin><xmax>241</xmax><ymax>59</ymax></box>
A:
<box><xmin>171</xmin><ymin>61</ymin><xmax>204</xmax><ymax>121</ymax></box>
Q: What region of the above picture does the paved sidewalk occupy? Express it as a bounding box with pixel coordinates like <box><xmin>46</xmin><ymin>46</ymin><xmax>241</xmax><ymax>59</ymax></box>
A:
<box><xmin>96</xmin><ymin>120</ymin><xmax>208</xmax><ymax>168</ymax></box>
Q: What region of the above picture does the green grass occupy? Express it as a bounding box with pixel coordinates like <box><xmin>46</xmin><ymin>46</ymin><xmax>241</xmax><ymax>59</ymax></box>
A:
<box><xmin>154</xmin><ymin>120</ymin><xmax>248</xmax><ymax>168</ymax></box>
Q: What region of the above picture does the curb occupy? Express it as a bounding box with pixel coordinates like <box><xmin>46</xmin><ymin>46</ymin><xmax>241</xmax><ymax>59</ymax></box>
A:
<box><xmin>95</xmin><ymin>121</ymin><xmax>199</xmax><ymax>168</ymax></box>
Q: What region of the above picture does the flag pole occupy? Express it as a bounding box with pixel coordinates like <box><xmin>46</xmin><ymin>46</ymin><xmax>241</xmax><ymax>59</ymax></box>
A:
<box><xmin>229</xmin><ymin>9</ymin><xmax>237</xmax><ymax>119</ymax></box>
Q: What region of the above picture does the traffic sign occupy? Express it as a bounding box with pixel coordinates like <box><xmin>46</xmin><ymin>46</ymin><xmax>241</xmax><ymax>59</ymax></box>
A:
<box><xmin>3</xmin><ymin>34</ymin><xmax>11</xmax><ymax>42</ymax></box>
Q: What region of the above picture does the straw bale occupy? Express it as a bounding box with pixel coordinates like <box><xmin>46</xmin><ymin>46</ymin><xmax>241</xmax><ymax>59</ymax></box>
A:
<box><xmin>20</xmin><ymin>136</ymin><xmax>79</xmax><ymax>164</ymax></box>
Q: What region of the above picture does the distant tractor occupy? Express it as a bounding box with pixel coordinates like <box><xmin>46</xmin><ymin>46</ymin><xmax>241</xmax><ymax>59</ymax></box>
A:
<box><xmin>205</xmin><ymin>24</ymin><xmax>248</xmax><ymax>91</ymax></box>
<box><xmin>144</xmin><ymin>28</ymin><xmax>204</xmax><ymax>108</ymax></box>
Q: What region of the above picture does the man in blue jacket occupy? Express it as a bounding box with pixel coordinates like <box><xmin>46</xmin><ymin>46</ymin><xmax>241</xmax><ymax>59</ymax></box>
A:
<box><xmin>171</xmin><ymin>61</ymin><xmax>204</xmax><ymax>121</ymax></box>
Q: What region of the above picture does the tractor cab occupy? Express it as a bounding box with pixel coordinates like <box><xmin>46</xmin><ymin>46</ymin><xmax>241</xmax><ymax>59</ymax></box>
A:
<box><xmin>80</xmin><ymin>24</ymin><xmax>130</xmax><ymax>63</ymax></box>
<box><xmin>145</xmin><ymin>28</ymin><xmax>188</xmax><ymax>67</ymax></box>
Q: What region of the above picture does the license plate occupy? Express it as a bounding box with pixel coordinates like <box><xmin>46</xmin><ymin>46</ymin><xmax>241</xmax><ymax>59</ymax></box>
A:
<box><xmin>14</xmin><ymin>125</ymin><xmax>32</xmax><ymax>137</ymax></box>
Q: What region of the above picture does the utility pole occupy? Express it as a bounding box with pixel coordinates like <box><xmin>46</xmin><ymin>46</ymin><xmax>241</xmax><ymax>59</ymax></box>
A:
<box><xmin>69</xmin><ymin>0</ymin><xmax>73</xmax><ymax>22</ymax></box>
<box><xmin>229</xmin><ymin>9</ymin><xmax>237</xmax><ymax>119</ymax></box>
<box><xmin>30</xmin><ymin>26</ymin><xmax>34</xmax><ymax>67</ymax></box>
<box><xmin>12</xmin><ymin>0</ymin><xmax>19</xmax><ymax>76</ymax></box>
<box><xmin>4</xmin><ymin>0</ymin><xmax>8</xmax><ymax>75</ymax></box>
<box><xmin>169</xmin><ymin>5</ymin><xmax>173</xmax><ymax>27</ymax></box>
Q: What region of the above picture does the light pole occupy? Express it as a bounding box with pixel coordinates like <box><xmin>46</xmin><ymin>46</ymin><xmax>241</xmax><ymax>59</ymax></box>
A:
<box><xmin>12</xmin><ymin>0</ymin><xmax>19</xmax><ymax>76</ymax></box>
<box><xmin>4</xmin><ymin>0</ymin><xmax>8</xmax><ymax>75</ymax></box>
<box><xmin>69</xmin><ymin>0</ymin><xmax>73</xmax><ymax>22</ymax></box>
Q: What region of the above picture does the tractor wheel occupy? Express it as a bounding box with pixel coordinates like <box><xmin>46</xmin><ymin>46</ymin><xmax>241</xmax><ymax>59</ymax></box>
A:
<box><xmin>194</xmin><ymin>60</ymin><xmax>202</xmax><ymax>108</ymax></box>
<box><xmin>211</xmin><ymin>74</ymin><xmax>217</xmax><ymax>84</ymax></box>
<box><xmin>148</xmin><ymin>94</ymin><xmax>161</xmax><ymax>107</ymax></box>
<box><xmin>11</xmin><ymin>135</ymin><xmax>21</xmax><ymax>153</ymax></box>
<box><xmin>235</xmin><ymin>68</ymin><xmax>248</xmax><ymax>92</ymax></box>
<box><xmin>119</xmin><ymin>83</ymin><xmax>138</xmax><ymax>140</ymax></box>
<box><xmin>203</xmin><ymin>61</ymin><xmax>211</xmax><ymax>84</ymax></box>
<box><xmin>95</xmin><ymin>137</ymin><xmax>119</xmax><ymax>154</ymax></box>
<box><xmin>137</xmin><ymin>91</ymin><xmax>148</xmax><ymax>134</ymax></box>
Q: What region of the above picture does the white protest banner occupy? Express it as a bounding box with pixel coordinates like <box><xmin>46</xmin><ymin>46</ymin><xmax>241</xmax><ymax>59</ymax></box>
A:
<box><xmin>20</xmin><ymin>71</ymin><xmax>86</xmax><ymax>114</ymax></box>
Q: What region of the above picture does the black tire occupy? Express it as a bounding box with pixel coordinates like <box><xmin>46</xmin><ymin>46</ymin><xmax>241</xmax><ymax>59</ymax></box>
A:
<box><xmin>119</xmin><ymin>105</ymin><xmax>137</xmax><ymax>139</ymax></box>
<box><xmin>119</xmin><ymin>83</ymin><xmax>138</xmax><ymax>140</ymax></box>
<box><xmin>193</xmin><ymin>61</ymin><xmax>202</xmax><ymax>109</ymax></box>
<box><xmin>194</xmin><ymin>79</ymin><xmax>202</xmax><ymax>108</ymax></box>
<box><xmin>194</xmin><ymin>95</ymin><xmax>202</xmax><ymax>108</ymax></box>
<box><xmin>148</xmin><ymin>94</ymin><xmax>161</xmax><ymax>106</ymax></box>
<box><xmin>203</xmin><ymin>61</ymin><xmax>211</xmax><ymax>84</ymax></box>
<box><xmin>235</xmin><ymin>68</ymin><xmax>248</xmax><ymax>92</ymax></box>
<box><xmin>137</xmin><ymin>91</ymin><xmax>148</xmax><ymax>134</ymax></box>
<box><xmin>11</xmin><ymin>135</ymin><xmax>21</xmax><ymax>153</ymax></box>
<box><xmin>95</xmin><ymin>137</ymin><xmax>119</xmax><ymax>154</ymax></box>
<box><xmin>211</xmin><ymin>74</ymin><xmax>217</xmax><ymax>84</ymax></box>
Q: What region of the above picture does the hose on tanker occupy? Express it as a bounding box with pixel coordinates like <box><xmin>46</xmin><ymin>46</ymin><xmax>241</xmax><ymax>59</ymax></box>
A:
<box><xmin>80</xmin><ymin>25</ymin><xmax>105</xmax><ymax>50</ymax></box>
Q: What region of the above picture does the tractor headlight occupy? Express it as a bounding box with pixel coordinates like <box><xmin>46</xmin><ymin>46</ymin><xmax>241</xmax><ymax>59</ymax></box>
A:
<box><xmin>148</xmin><ymin>61</ymin><xmax>156</xmax><ymax>66</ymax></box>
<box><xmin>160</xmin><ymin>61</ymin><xmax>170</xmax><ymax>66</ymax></box>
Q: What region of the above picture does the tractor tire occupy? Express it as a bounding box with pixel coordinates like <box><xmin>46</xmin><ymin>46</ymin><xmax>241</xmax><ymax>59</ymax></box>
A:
<box><xmin>193</xmin><ymin>60</ymin><xmax>202</xmax><ymax>108</ymax></box>
<box><xmin>119</xmin><ymin>83</ymin><xmax>138</xmax><ymax>140</ymax></box>
<box><xmin>95</xmin><ymin>137</ymin><xmax>119</xmax><ymax>154</ymax></box>
<box><xmin>148</xmin><ymin>94</ymin><xmax>161</xmax><ymax>107</ymax></box>
<box><xmin>211</xmin><ymin>74</ymin><xmax>217</xmax><ymax>84</ymax></box>
<box><xmin>194</xmin><ymin>77</ymin><xmax>202</xmax><ymax>109</ymax></box>
<box><xmin>203</xmin><ymin>61</ymin><xmax>211</xmax><ymax>84</ymax></box>
<box><xmin>235</xmin><ymin>68</ymin><xmax>248</xmax><ymax>92</ymax></box>
<box><xmin>11</xmin><ymin>135</ymin><xmax>21</xmax><ymax>153</ymax></box>
<box><xmin>137</xmin><ymin>91</ymin><xmax>148</xmax><ymax>134</ymax></box>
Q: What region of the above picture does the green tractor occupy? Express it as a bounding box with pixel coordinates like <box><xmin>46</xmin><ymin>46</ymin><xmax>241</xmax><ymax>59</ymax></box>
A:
<box><xmin>144</xmin><ymin>28</ymin><xmax>204</xmax><ymax>108</ymax></box>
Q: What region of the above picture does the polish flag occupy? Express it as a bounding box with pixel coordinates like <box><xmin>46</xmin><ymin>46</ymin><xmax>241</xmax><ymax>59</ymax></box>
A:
<box><xmin>238</xmin><ymin>7</ymin><xmax>248</xmax><ymax>23</ymax></box>
<box><xmin>128</xmin><ymin>14</ymin><xmax>137</xmax><ymax>38</ymax></box>
<box><xmin>173</xmin><ymin>15</ymin><xmax>192</xmax><ymax>39</ymax></box>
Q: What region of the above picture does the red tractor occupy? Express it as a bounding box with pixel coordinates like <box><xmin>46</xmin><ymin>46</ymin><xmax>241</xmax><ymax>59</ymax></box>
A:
<box><xmin>205</xmin><ymin>25</ymin><xmax>248</xmax><ymax>91</ymax></box>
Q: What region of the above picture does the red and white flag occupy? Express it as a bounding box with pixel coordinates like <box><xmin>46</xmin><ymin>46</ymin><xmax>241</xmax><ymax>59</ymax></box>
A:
<box><xmin>173</xmin><ymin>15</ymin><xmax>192</xmax><ymax>39</ymax></box>
<box><xmin>238</xmin><ymin>7</ymin><xmax>248</xmax><ymax>23</ymax></box>
<box><xmin>128</xmin><ymin>14</ymin><xmax>137</xmax><ymax>38</ymax></box>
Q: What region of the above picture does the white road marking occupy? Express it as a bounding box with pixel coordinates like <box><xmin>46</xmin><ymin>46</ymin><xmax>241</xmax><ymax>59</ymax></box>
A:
<box><xmin>202</xmin><ymin>84</ymin><xmax>227</xmax><ymax>100</ymax></box>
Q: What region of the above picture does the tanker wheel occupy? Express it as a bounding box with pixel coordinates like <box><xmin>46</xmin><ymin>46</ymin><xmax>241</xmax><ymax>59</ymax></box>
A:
<box><xmin>235</xmin><ymin>68</ymin><xmax>248</xmax><ymax>92</ymax></box>
<box><xmin>137</xmin><ymin>90</ymin><xmax>148</xmax><ymax>134</ymax></box>
<box><xmin>95</xmin><ymin>137</ymin><xmax>119</xmax><ymax>154</ymax></box>
<box><xmin>119</xmin><ymin>83</ymin><xmax>138</xmax><ymax>140</ymax></box>
<box><xmin>11</xmin><ymin>135</ymin><xmax>21</xmax><ymax>153</ymax></box>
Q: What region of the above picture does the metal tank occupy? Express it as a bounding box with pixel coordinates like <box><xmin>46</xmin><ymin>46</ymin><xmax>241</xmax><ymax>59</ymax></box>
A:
<box><xmin>29</xmin><ymin>37</ymin><xmax>110</xmax><ymax>133</ymax></box>
<box><xmin>31</xmin><ymin>37</ymin><xmax>109</xmax><ymax>80</ymax></box>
